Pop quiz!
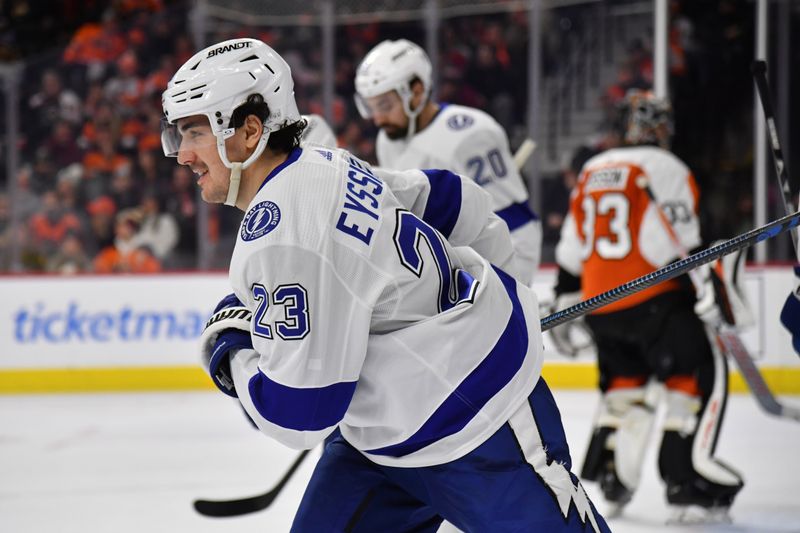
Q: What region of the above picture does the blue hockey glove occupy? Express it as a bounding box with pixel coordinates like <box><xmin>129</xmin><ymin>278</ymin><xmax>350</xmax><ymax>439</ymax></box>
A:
<box><xmin>199</xmin><ymin>293</ymin><xmax>253</xmax><ymax>397</ymax></box>
<box><xmin>780</xmin><ymin>266</ymin><xmax>800</xmax><ymax>356</ymax></box>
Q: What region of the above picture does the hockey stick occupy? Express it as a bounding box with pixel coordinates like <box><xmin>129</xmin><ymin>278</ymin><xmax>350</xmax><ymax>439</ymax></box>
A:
<box><xmin>716</xmin><ymin>330</ymin><xmax>800</xmax><ymax>422</ymax></box>
<box><xmin>514</xmin><ymin>138</ymin><xmax>537</xmax><ymax>170</ymax></box>
<box><xmin>193</xmin><ymin>449</ymin><xmax>311</xmax><ymax>517</ymax></box>
<box><xmin>751</xmin><ymin>60</ymin><xmax>799</xmax><ymax>258</ymax></box>
<box><xmin>637</xmin><ymin>176</ymin><xmax>800</xmax><ymax>423</ymax></box>
<box><xmin>540</xmin><ymin>208</ymin><xmax>800</xmax><ymax>331</ymax></box>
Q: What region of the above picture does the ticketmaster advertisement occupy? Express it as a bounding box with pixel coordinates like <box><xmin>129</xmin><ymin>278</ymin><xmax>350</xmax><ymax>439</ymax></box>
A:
<box><xmin>0</xmin><ymin>273</ymin><xmax>229</xmax><ymax>368</ymax></box>
<box><xmin>0</xmin><ymin>267</ymin><xmax>796</xmax><ymax>391</ymax></box>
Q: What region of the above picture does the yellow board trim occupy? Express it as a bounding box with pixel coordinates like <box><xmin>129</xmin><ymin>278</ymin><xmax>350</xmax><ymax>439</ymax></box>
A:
<box><xmin>0</xmin><ymin>363</ymin><xmax>798</xmax><ymax>395</ymax></box>
<box><xmin>541</xmin><ymin>362</ymin><xmax>800</xmax><ymax>394</ymax></box>
<box><xmin>0</xmin><ymin>366</ymin><xmax>215</xmax><ymax>394</ymax></box>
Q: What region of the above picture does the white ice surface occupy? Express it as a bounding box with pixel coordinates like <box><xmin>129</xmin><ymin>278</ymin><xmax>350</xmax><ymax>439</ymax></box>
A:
<box><xmin>1</xmin><ymin>389</ymin><xmax>799</xmax><ymax>532</ymax></box>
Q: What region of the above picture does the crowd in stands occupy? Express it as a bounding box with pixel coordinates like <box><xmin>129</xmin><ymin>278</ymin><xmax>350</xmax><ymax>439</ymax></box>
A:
<box><xmin>3</xmin><ymin>1</ymin><xmax>200</xmax><ymax>273</ymax></box>
<box><xmin>0</xmin><ymin>0</ymin><xmax>766</xmax><ymax>273</ymax></box>
<box><xmin>1</xmin><ymin>1</ymin><xmax>541</xmax><ymax>273</ymax></box>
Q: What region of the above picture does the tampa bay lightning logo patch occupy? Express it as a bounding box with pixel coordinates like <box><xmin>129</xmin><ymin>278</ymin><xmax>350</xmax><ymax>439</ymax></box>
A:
<box><xmin>241</xmin><ymin>201</ymin><xmax>281</xmax><ymax>242</ymax></box>
<box><xmin>447</xmin><ymin>114</ymin><xmax>474</xmax><ymax>130</ymax></box>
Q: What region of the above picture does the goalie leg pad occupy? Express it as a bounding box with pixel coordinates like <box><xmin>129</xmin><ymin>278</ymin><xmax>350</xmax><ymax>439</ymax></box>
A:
<box><xmin>581</xmin><ymin>382</ymin><xmax>655</xmax><ymax>500</ymax></box>
<box><xmin>658</xmin><ymin>341</ymin><xmax>743</xmax><ymax>507</ymax></box>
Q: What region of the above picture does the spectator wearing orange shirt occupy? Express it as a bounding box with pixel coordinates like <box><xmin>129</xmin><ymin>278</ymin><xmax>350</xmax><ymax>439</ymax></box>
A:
<box><xmin>62</xmin><ymin>17</ymin><xmax>127</xmax><ymax>83</ymax></box>
<box><xmin>81</xmin><ymin>127</ymin><xmax>132</xmax><ymax>200</ymax></box>
<box><xmin>93</xmin><ymin>209</ymin><xmax>160</xmax><ymax>274</ymax></box>
<box><xmin>26</xmin><ymin>190</ymin><xmax>83</xmax><ymax>269</ymax></box>
<box><xmin>29</xmin><ymin>190</ymin><xmax>83</xmax><ymax>258</ymax></box>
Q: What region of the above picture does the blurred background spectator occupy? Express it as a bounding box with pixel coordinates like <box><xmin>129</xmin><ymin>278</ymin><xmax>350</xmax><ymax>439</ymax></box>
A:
<box><xmin>93</xmin><ymin>207</ymin><xmax>161</xmax><ymax>274</ymax></box>
<box><xmin>0</xmin><ymin>0</ymin><xmax>795</xmax><ymax>273</ymax></box>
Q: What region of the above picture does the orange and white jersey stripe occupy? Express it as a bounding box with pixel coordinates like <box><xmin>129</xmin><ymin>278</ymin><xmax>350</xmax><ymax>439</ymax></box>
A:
<box><xmin>555</xmin><ymin>145</ymin><xmax>701</xmax><ymax>313</ymax></box>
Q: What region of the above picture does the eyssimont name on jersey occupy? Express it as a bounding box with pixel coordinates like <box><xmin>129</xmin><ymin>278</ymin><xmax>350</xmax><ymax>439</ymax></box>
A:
<box><xmin>335</xmin><ymin>156</ymin><xmax>385</xmax><ymax>246</ymax></box>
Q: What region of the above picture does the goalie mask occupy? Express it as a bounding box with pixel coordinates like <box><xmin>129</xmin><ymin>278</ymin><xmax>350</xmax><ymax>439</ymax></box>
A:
<box><xmin>161</xmin><ymin>38</ymin><xmax>301</xmax><ymax>206</ymax></box>
<box><xmin>615</xmin><ymin>89</ymin><xmax>673</xmax><ymax>149</ymax></box>
<box><xmin>354</xmin><ymin>39</ymin><xmax>432</xmax><ymax>138</ymax></box>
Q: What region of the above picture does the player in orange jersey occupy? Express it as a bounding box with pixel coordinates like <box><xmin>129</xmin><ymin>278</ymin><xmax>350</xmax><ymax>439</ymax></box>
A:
<box><xmin>553</xmin><ymin>90</ymin><xmax>743</xmax><ymax>522</ymax></box>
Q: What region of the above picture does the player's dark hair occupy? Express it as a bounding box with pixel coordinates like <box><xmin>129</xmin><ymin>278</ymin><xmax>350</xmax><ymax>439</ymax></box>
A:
<box><xmin>409</xmin><ymin>75</ymin><xmax>430</xmax><ymax>98</ymax></box>
<box><xmin>229</xmin><ymin>94</ymin><xmax>307</xmax><ymax>153</ymax></box>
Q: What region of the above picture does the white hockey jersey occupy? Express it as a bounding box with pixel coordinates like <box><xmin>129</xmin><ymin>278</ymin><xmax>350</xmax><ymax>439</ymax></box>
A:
<box><xmin>227</xmin><ymin>146</ymin><xmax>542</xmax><ymax>467</ymax></box>
<box><xmin>555</xmin><ymin>145</ymin><xmax>702</xmax><ymax>313</ymax></box>
<box><xmin>299</xmin><ymin>113</ymin><xmax>520</xmax><ymax>279</ymax></box>
<box><xmin>377</xmin><ymin>103</ymin><xmax>542</xmax><ymax>284</ymax></box>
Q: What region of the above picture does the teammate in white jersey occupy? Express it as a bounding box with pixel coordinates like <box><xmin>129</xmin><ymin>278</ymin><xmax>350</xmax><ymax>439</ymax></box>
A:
<box><xmin>555</xmin><ymin>90</ymin><xmax>743</xmax><ymax>520</ymax></box>
<box><xmin>161</xmin><ymin>37</ymin><xmax>608</xmax><ymax>532</ymax></box>
<box><xmin>354</xmin><ymin>39</ymin><xmax>542</xmax><ymax>285</ymax></box>
<box><xmin>300</xmin><ymin>113</ymin><xmax>337</xmax><ymax>147</ymax></box>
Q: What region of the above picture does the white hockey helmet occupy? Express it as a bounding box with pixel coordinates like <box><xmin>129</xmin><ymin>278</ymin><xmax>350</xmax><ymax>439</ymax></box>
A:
<box><xmin>161</xmin><ymin>38</ymin><xmax>301</xmax><ymax>205</ymax></box>
<box><xmin>300</xmin><ymin>114</ymin><xmax>337</xmax><ymax>148</ymax></box>
<box><xmin>354</xmin><ymin>39</ymin><xmax>432</xmax><ymax>136</ymax></box>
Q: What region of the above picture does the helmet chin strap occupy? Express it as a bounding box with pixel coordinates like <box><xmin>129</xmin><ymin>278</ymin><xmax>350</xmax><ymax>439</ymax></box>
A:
<box><xmin>403</xmin><ymin>93</ymin><xmax>426</xmax><ymax>140</ymax></box>
<box><xmin>225</xmin><ymin>162</ymin><xmax>243</xmax><ymax>206</ymax></box>
<box><xmin>216</xmin><ymin>127</ymin><xmax>271</xmax><ymax>208</ymax></box>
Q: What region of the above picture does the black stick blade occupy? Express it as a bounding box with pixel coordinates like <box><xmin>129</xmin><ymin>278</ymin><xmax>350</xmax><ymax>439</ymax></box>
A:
<box><xmin>194</xmin><ymin>493</ymin><xmax>274</xmax><ymax>518</ymax></box>
<box><xmin>193</xmin><ymin>449</ymin><xmax>312</xmax><ymax>518</ymax></box>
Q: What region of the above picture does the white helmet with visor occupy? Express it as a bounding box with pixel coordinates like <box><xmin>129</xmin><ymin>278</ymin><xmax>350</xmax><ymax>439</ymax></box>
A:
<box><xmin>161</xmin><ymin>38</ymin><xmax>301</xmax><ymax>206</ymax></box>
<box><xmin>354</xmin><ymin>39</ymin><xmax>432</xmax><ymax>138</ymax></box>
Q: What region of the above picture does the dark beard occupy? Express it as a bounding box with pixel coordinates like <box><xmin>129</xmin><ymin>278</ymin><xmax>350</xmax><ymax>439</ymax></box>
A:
<box><xmin>384</xmin><ymin>124</ymin><xmax>409</xmax><ymax>140</ymax></box>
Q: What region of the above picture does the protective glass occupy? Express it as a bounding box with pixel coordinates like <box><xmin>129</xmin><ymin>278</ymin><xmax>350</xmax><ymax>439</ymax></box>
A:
<box><xmin>160</xmin><ymin>116</ymin><xmax>219</xmax><ymax>157</ymax></box>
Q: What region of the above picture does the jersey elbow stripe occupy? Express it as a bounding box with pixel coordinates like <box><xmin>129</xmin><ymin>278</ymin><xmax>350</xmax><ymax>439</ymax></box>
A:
<box><xmin>496</xmin><ymin>201</ymin><xmax>539</xmax><ymax>231</ymax></box>
<box><xmin>366</xmin><ymin>267</ymin><xmax>528</xmax><ymax>457</ymax></box>
<box><xmin>421</xmin><ymin>169</ymin><xmax>462</xmax><ymax>238</ymax></box>
<box><xmin>248</xmin><ymin>372</ymin><xmax>356</xmax><ymax>431</ymax></box>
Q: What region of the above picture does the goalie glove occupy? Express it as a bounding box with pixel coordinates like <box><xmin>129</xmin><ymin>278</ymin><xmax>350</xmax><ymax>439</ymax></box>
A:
<box><xmin>199</xmin><ymin>293</ymin><xmax>254</xmax><ymax>397</ymax></box>
<box><xmin>780</xmin><ymin>266</ymin><xmax>800</xmax><ymax>356</ymax></box>
<box><xmin>694</xmin><ymin>247</ymin><xmax>754</xmax><ymax>329</ymax></box>
<box><xmin>548</xmin><ymin>291</ymin><xmax>594</xmax><ymax>358</ymax></box>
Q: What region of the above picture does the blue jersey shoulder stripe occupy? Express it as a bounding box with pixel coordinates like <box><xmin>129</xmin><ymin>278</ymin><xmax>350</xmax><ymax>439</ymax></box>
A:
<box><xmin>365</xmin><ymin>267</ymin><xmax>528</xmax><ymax>457</ymax></box>
<box><xmin>248</xmin><ymin>371</ymin><xmax>356</xmax><ymax>431</ymax></box>
<box><xmin>421</xmin><ymin>169</ymin><xmax>463</xmax><ymax>238</ymax></box>
<box><xmin>496</xmin><ymin>201</ymin><xmax>539</xmax><ymax>231</ymax></box>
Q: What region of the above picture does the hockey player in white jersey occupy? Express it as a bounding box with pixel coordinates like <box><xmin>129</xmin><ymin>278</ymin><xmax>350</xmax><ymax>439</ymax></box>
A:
<box><xmin>161</xmin><ymin>38</ymin><xmax>609</xmax><ymax>532</ymax></box>
<box><xmin>298</xmin><ymin>114</ymin><xmax>519</xmax><ymax>281</ymax></box>
<box><xmin>305</xmin><ymin>107</ymin><xmax>532</xmax><ymax>533</ymax></box>
<box><xmin>354</xmin><ymin>39</ymin><xmax>542</xmax><ymax>285</ymax></box>
<box><xmin>554</xmin><ymin>90</ymin><xmax>743</xmax><ymax>521</ymax></box>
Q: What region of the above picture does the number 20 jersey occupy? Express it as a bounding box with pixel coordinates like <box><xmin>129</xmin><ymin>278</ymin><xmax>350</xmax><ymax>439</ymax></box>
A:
<box><xmin>376</xmin><ymin>103</ymin><xmax>541</xmax><ymax>284</ymax></box>
<box><xmin>227</xmin><ymin>146</ymin><xmax>543</xmax><ymax>467</ymax></box>
<box><xmin>555</xmin><ymin>145</ymin><xmax>702</xmax><ymax>313</ymax></box>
